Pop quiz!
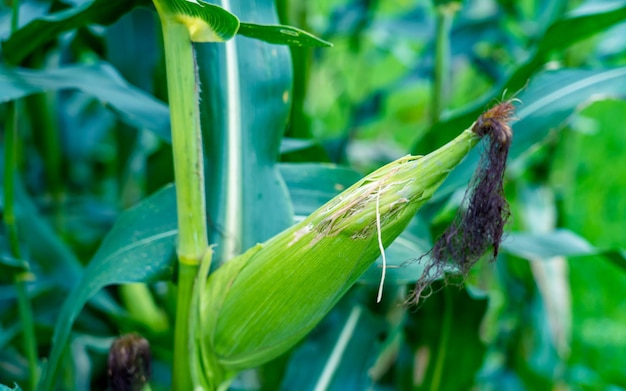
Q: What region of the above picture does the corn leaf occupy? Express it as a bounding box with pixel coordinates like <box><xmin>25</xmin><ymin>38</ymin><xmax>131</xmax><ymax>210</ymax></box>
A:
<box><xmin>415</xmin><ymin>0</ymin><xmax>626</xmax><ymax>154</ymax></box>
<box><xmin>279</xmin><ymin>298</ymin><xmax>386</xmax><ymax>390</ymax></box>
<box><xmin>238</xmin><ymin>23</ymin><xmax>332</xmax><ymax>47</ymax></box>
<box><xmin>38</xmin><ymin>185</ymin><xmax>178</xmax><ymax>391</ymax></box>
<box><xmin>1</xmin><ymin>0</ymin><xmax>145</xmax><ymax>65</ymax></box>
<box><xmin>278</xmin><ymin>163</ymin><xmax>362</xmax><ymax>217</ymax></box>
<box><xmin>195</xmin><ymin>0</ymin><xmax>294</xmax><ymax>263</ymax></box>
<box><xmin>153</xmin><ymin>0</ymin><xmax>239</xmax><ymax>42</ymax></box>
<box><xmin>0</xmin><ymin>62</ymin><xmax>171</xmax><ymax>141</ymax></box>
<box><xmin>436</xmin><ymin>67</ymin><xmax>626</xmax><ymax>201</ymax></box>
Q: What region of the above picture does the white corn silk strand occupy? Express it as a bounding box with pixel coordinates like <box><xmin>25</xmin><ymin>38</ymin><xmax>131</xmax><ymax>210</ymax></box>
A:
<box><xmin>376</xmin><ymin>186</ymin><xmax>387</xmax><ymax>303</ymax></box>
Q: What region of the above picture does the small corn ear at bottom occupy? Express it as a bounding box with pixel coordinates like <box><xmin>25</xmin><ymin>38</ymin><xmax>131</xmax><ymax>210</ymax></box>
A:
<box><xmin>200</xmin><ymin>127</ymin><xmax>481</xmax><ymax>374</ymax></box>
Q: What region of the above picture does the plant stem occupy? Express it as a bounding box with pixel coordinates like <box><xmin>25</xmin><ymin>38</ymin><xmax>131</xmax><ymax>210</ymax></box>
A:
<box><xmin>5</xmin><ymin>102</ymin><xmax>39</xmax><ymax>391</ymax></box>
<box><xmin>173</xmin><ymin>263</ymin><xmax>197</xmax><ymax>389</ymax></box>
<box><xmin>429</xmin><ymin>289</ymin><xmax>452</xmax><ymax>391</ymax></box>
<box><xmin>15</xmin><ymin>275</ymin><xmax>38</xmax><ymax>390</ymax></box>
<box><xmin>159</xmin><ymin>19</ymin><xmax>208</xmax><ymax>267</ymax></box>
<box><xmin>120</xmin><ymin>284</ymin><xmax>169</xmax><ymax>333</ymax></box>
<box><xmin>5</xmin><ymin>2</ymin><xmax>39</xmax><ymax>386</ymax></box>
<box><xmin>430</xmin><ymin>4</ymin><xmax>456</xmax><ymax>125</ymax></box>
<box><xmin>27</xmin><ymin>91</ymin><xmax>64</xmax><ymax>230</ymax></box>
<box><xmin>4</xmin><ymin>103</ymin><xmax>20</xmax><ymax>256</ymax></box>
<box><xmin>157</xmin><ymin>15</ymin><xmax>210</xmax><ymax>389</ymax></box>
<box><xmin>10</xmin><ymin>0</ymin><xmax>19</xmax><ymax>31</ymax></box>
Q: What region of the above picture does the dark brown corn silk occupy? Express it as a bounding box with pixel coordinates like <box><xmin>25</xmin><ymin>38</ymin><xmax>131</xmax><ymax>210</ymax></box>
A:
<box><xmin>107</xmin><ymin>333</ymin><xmax>152</xmax><ymax>391</ymax></box>
<box><xmin>409</xmin><ymin>101</ymin><xmax>515</xmax><ymax>303</ymax></box>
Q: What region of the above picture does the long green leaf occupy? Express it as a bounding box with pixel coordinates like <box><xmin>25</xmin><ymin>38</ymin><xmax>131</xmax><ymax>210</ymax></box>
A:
<box><xmin>278</xmin><ymin>163</ymin><xmax>362</xmax><ymax>217</ymax></box>
<box><xmin>414</xmin><ymin>0</ymin><xmax>626</xmax><ymax>154</ymax></box>
<box><xmin>502</xmin><ymin>229</ymin><xmax>626</xmax><ymax>269</ymax></box>
<box><xmin>279</xmin><ymin>298</ymin><xmax>386</xmax><ymax>390</ymax></box>
<box><xmin>435</xmin><ymin>67</ymin><xmax>626</xmax><ymax>201</ymax></box>
<box><xmin>196</xmin><ymin>0</ymin><xmax>294</xmax><ymax>265</ymax></box>
<box><xmin>362</xmin><ymin>68</ymin><xmax>626</xmax><ymax>284</ymax></box>
<box><xmin>0</xmin><ymin>149</ymin><xmax>121</xmax><ymax>313</ymax></box>
<box><xmin>39</xmin><ymin>185</ymin><xmax>177</xmax><ymax>391</ymax></box>
<box><xmin>1</xmin><ymin>0</ymin><xmax>145</xmax><ymax>65</ymax></box>
<box><xmin>0</xmin><ymin>62</ymin><xmax>171</xmax><ymax>141</ymax></box>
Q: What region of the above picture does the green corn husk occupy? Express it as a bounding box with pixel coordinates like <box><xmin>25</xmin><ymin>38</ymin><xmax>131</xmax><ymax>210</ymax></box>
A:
<box><xmin>200</xmin><ymin>127</ymin><xmax>481</xmax><ymax>377</ymax></box>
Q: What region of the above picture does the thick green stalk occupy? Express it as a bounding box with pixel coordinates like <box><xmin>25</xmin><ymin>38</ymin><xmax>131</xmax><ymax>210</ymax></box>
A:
<box><xmin>157</xmin><ymin>15</ymin><xmax>210</xmax><ymax>389</ymax></box>
<box><xmin>160</xmin><ymin>20</ymin><xmax>209</xmax><ymax>265</ymax></box>
<box><xmin>174</xmin><ymin>263</ymin><xmax>197</xmax><ymax>389</ymax></box>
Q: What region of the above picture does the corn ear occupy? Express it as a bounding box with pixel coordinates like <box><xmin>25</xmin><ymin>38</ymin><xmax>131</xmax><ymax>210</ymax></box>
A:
<box><xmin>200</xmin><ymin>127</ymin><xmax>481</xmax><ymax>373</ymax></box>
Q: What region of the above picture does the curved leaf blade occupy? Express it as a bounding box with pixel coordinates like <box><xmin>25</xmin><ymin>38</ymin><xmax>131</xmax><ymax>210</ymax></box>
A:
<box><xmin>0</xmin><ymin>62</ymin><xmax>171</xmax><ymax>141</ymax></box>
<box><xmin>154</xmin><ymin>0</ymin><xmax>240</xmax><ymax>42</ymax></box>
<box><xmin>1</xmin><ymin>0</ymin><xmax>144</xmax><ymax>65</ymax></box>
<box><xmin>435</xmin><ymin>67</ymin><xmax>626</xmax><ymax>201</ymax></box>
<box><xmin>39</xmin><ymin>185</ymin><xmax>177</xmax><ymax>391</ymax></box>
<box><xmin>502</xmin><ymin>229</ymin><xmax>626</xmax><ymax>272</ymax></box>
<box><xmin>280</xmin><ymin>302</ymin><xmax>385</xmax><ymax>390</ymax></box>
<box><xmin>238</xmin><ymin>23</ymin><xmax>332</xmax><ymax>47</ymax></box>
<box><xmin>413</xmin><ymin>0</ymin><xmax>626</xmax><ymax>154</ymax></box>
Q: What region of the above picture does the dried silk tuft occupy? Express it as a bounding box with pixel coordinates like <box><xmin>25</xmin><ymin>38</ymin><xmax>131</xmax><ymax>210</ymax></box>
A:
<box><xmin>408</xmin><ymin>101</ymin><xmax>515</xmax><ymax>304</ymax></box>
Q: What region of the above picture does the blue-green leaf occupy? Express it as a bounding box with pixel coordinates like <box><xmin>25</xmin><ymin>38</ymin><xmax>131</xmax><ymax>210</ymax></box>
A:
<box><xmin>0</xmin><ymin>62</ymin><xmax>171</xmax><ymax>141</ymax></box>
<box><xmin>502</xmin><ymin>230</ymin><xmax>593</xmax><ymax>259</ymax></box>
<box><xmin>39</xmin><ymin>185</ymin><xmax>177</xmax><ymax>391</ymax></box>
<box><xmin>436</xmin><ymin>67</ymin><xmax>626</xmax><ymax>200</ymax></box>
<box><xmin>278</xmin><ymin>163</ymin><xmax>362</xmax><ymax>217</ymax></box>
<box><xmin>415</xmin><ymin>0</ymin><xmax>626</xmax><ymax>156</ymax></box>
<box><xmin>196</xmin><ymin>0</ymin><xmax>294</xmax><ymax>264</ymax></box>
<box><xmin>503</xmin><ymin>230</ymin><xmax>626</xmax><ymax>273</ymax></box>
<box><xmin>0</xmin><ymin>383</ymin><xmax>22</xmax><ymax>391</ymax></box>
<box><xmin>279</xmin><ymin>298</ymin><xmax>385</xmax><ymax>390</ymax></box>
<box><xmin>1</xmin><ymin>0</ymin><xmax>144</xmax><ymax>65</ymax></box>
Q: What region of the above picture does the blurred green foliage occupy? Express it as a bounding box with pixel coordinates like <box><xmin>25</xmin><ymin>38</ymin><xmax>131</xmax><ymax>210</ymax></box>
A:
<box><xmin>1</xmin><ymin>0</ymin><xmax>626</xmax><ymax>390</ymax></box>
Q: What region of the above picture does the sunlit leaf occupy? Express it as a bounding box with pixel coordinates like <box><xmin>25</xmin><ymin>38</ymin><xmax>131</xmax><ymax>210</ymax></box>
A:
<box><xmin>238</xmin><ymin>23</ymin><xmax>332</xmax><ymax>47</ymax></box>
<box><xmin>518</xmin><ymin>185</ymin><xmax>571</xmax><ymax>357</ymax></box>
<box><xmin>436</xmin><ymin>67</ymin><xmax>626</xmax><ymax>200</ymax></box>
<box><xmin>415</xmin><ymin>0</ymin><xmax>626</xmax><ymax>155</ymax></box>
<box><xmin>153</xmin><ymin>0</ymin><xmax>239</xmax><ymax>42</ymax></box>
